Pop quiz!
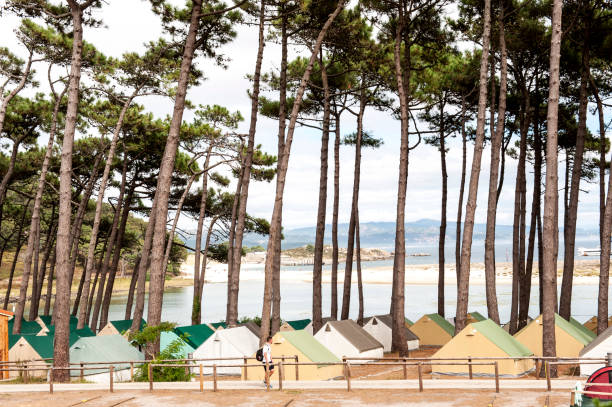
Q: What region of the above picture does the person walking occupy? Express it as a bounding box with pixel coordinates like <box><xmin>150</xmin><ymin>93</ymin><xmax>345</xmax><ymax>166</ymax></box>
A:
<box><xmin>263</xmin><ymin>335</ymin><xmax>275</xmax><ymax>387</ymax></box>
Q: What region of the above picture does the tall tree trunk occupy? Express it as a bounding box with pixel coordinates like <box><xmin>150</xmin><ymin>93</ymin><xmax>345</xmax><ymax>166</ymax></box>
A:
<box><xmin>36</xmin><ymin>220</ymin><xmax>57</xmax><ymax>316</ymax></box>
<box><xmin>195</xmin><ymin>215</ymin><xmax>220</xmax><ymax>318</ymax></box>
<box><xmin>77</xmin><ymin>97</ymin><xmax>132</xmax><ymax>329</ymax></box>
<box><xmin>192</xmin><ymin>148</ymin><xmax>212</xmax><ymax>325</ymax></box>
<box><xmin>594</xmin><ymin>80</ymin><xmax>609</xmax><ymax>334</ymax></box>
<box><xmin>226</xmin><ymin>0</ymin><xmax>266</xmax><ymax>329</ymax></box>
<box><xmin>124</xmin><ymin>256</ymin><xmax>141</xmax><ymax>320</ymax></box>
<box><xmin>71</xmin><ymin>253</ymin><xmax>86</xmax><ymax>317</ymax></box>
<box><xmin>90</xmin><ymin>160</ymin><xmax>128</xmax><ymax>331</ymax></box>
<box><xmin>43</xmin><ymin>248</ymin><xmax>56</xmax><ymax>316</ymax></box>
<box><xmin>312</xmin><ymin>53</ymin><xmax>330</xmax><ymax>333</ymax></box>
<box><xmin>341</xmin><ymin>88</ymin><xmax>366</xmax><ymax>321</ymax></box>
<box><xmin>260</xmin><ymin>0</ymin><xmax>345</xmax><ymax>344</ymax></box>
<box><xmin>356</xmin><ymin>210</ymin><xmax>364</xmax><ymax>326</ymax></box>
<box><xmin>146</xmin><ymin>1</ymin><xmax>205</xmax><ymax>358</ymax></box>
<box><xmin>455</xmin><ymin>0</ymin><xmax>492</xmax><ymax>333</ymax></box>
<box><xmin>100</xmin><ymin>175</ymin><xmax>136</xmax><ymax>328</ymax></box>
<box><xmin>510</xmin><ymin>88</ymin><xmax>529</xmax><ymax>334</ymax></box>
<box><xmin>23</xmin><ymin>84</ymin><xmax>65</xmax><ymax>321</ymax></box>
<box><xmin>541</xmin><ymin>0</ymin><xmax>563</xmax><ymax>377</ymax></box>
<box><xmin>331</xmin><ymin>112</ymin><xmax>340</xmax><ymax>320</ymax></box>
<box><xmin>483</xmin><ymin>11</ymin><xmax>507</xmax><ymax>324</ymax></box>
<box><xmin>225</xmin><ymin>163</ymin><xmax>243</xmax><ymax>326</ymax></box>
<box><xmin>270</xmin><ymin>11</ymin><xmax>289</xmax><ymax>334</ymax></box>
<box><xmin>438</xmin><ymin>98</ymin><xmax>447</xmax><ymax>317</ymax></box>
<box><xmin>3</xmin><ymin>200</ymin><xmax>30</xmax><ymax>309</ymax></box>
<box><xmin>131</xmin><ymin>199</ymin><xmax>157</xmax><ymax>333</ymax></box>
<box><xmin>456</xmin><ymin>98</ymin><xmax>468</xmax><ymax>283</ymax></box>
<box><xmin>50</xmin><ymin>4</ymin><xmax>87</xmax><ymax>381</ymax></box>
<box><xmin>390</xmin><ymin>20</ymin><xmax>410</xmax><ymax>356</ymax></box>
<box><xmin>521</xmin><ymin>74</ymin><xmax>541</xmax><ymax>330</ymax></box>
<box><xmin>86</xmin><ymin>243</ymin><xmax>106</xmax><ymax>324</ymax></box>
<box><xmin>559</xmin><ymin>25</ymin><xmax>590</xmax><ymax>321</ymax></box>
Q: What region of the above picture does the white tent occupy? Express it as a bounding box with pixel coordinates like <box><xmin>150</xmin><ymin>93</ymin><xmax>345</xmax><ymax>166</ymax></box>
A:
<box><xmin>314</xmin><ymin>320</ymin><xmax>383</xmax><ymax>360</ymax></box>
<box><xmin>193</xmin><ymin>326</ymin><xmax>259</xmax><ymax>375</ymax></box>
<box><xmin>363</xmin><ymin>315</ymin><xmax>419</xmax><ymax>352</ymax></box>
<box><xmin>580</xmin><ymin>326</ymin><xmax>612</xmax><ymax>376</ymax></box>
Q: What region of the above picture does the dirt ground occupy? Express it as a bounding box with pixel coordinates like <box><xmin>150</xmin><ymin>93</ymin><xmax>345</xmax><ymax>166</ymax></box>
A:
<box><xmin>0</xmin><ymin>388</ymin><xmax>572</xmax><ymax>407</ymax></box>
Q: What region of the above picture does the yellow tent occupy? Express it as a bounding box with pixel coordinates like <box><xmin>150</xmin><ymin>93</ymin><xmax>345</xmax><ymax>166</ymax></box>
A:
<box><xmin>432</xmin><ymin>319</ymin><xmax>534</xmax><ymax>377</ymax></box>
<box><xmin>514</xmin><ymin>314</ymin><xmax>595</xmax><ymax>357</ymax></box>
<box><xmin>583</xmin><ymin>316</ymin><xmax>612</xmax><ymax>334</ymax></box>
<box><xmin>242</xmin><ymin>330</ymin><xmax>343</xmax><ymax>381</ymax></box>
<box><xmin>410</xmin><ymin>314</ymin><xmax>455</xmax><ymax>346</ymax></box>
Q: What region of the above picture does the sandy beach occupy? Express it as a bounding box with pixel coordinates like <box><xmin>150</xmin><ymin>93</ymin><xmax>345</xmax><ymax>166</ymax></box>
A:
<box><xmin>179</xmin><ymin>254</ymin><xmax>603</xmax><ymax>286</ymax></box>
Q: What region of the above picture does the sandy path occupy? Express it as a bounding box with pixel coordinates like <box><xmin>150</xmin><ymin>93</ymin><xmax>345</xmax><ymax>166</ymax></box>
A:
<box><xmin>0</xmin><ymin>388</ymin><xmax>573</xmax><ymax>406</ymax></box>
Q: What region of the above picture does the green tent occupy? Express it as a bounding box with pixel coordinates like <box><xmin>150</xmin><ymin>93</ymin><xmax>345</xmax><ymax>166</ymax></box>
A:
<box><xmin>69</xmin><ymin>334</ymin><xmax>144</xmax><ymax>376</ymax></box>
<box><xmin>8</xmin><ymin>318</ymin><xmax>44</xmax><ymax>335</ymax></box>
<box><xmin>281</xmin><ymin>330</ymin><xmax>340</xmax><ymax>365</ymax></box>
<box><xmin>161</xmin><ymin>331</ymin><xmax>195</xmax><ymax>358</ymax></box>
<box><xmin>174</xmin><ymin>324</ymin><xmax>215</xmax><ymax>349</ymax></box>
<box><xmin>472</xmin><ymin>319</ymin><xmax>533</xmax><ymax>357</ymax></box>
<box><xmin>286</xmin><ymin>319</ymin><xmax>311</xmax><ymax>330</ymax></box>
<box><xmin>555</xmin><ymin>314</ymin><xmax>594</xmax><ymax>346</ymax></box>
<box><xmin>427</xmin><ymin>313</ymin><xmax>455</xmax><ymax>336</ymax></box>
<box><xmin>109</xmin><ymin>318</ymin><xmax>146</xmax><ymax>335</ymax></box>
<box><xmin>19</xmin><ymin>332</ymin><xmax>80</xmax><ymax>359</ymax></box>
<box><xmin>469</xmin><ymin>311</ymin><xmax>487</xmax><ymax>322</ymax></box>
<box><xmin>38</xmin><ymin>315</ymin><xmax>78</xmax><ymax>329</ymax></box>
<box><xmin>209</xmin><ymin>321</ymin><xmax>227</xmax><ymax>330</ymax></box>
<box><xmin>569</xmin><ymin>317</ymin><xmax>596</xmax><ymax>341</ymax></box>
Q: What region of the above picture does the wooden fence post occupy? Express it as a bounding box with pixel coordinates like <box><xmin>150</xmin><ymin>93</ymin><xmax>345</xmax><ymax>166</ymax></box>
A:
<box><xmin>185</xmin><ymin>359</ymin><xmax>190</xmax><ymax>378</ymax></box>
<box><xmin>545</xmin><ymin>362</ymin><xmax>551</xmax><ymax>392</ymax></box>
<box><xmin>213</xmin><ymin>365</ymin><xmax>218</xmax><ymax>392</ymax></box>
<box><xmin>130</xmin><ymin>362</ymin><xmax>134</xmax><ymax>382</ymax></box>
<box><xmin>403</xmin><ymin>358</ymin><xmax>407</xmax><ymax>379</ymax></box>
<box><xmin>23</xmin><ymin>362</ymin><xmax>28</xmax><ymax>384</ymax></box>
<box><xmin>109</xmin><ymin>366</ymin><xmax>114</xmax><ymax>393</ymax></box>
<box><xmin>243</xmin><ymin>357</ymin><xmax>248</xmax><ymax>381</ymax></box>
<box><xmin>295</xmin><ymin>355</ymin><xmax>299</xmax><ymax>381</ymax></box>
<box><xmin>494</xmin><ymin>362</ymin><xmax>499</xmax><ymax>393</ymax></box>
<box><xmin>418</xmin><ymin>362</ymin><xmax>423</xmax><ymax>392</ymax></box>
<box><xmin>148</xmin><ymin>364</ymin><xmax>153</xmax><ymax>392</ymax></box>
<box><xmin>49</xmin><ymin>367</ymin><xmax>53</xmax><ymax>394</ymax></box>
<box><xmin>468</xmin><ymin>356</ymin><xmax>473</xmax><ymax>380</ymax></box>
<box><xmin>80</xmin><ymin>363</ymin><xmax>84</xmax><ymax>381</ymax></box>
<box><xmin>199</xmin><ymin>364</ymin><xmax>203</xmax><ymax>392</ymax></box>
<box><xmin>278</xmin><ymin>361</ymin><xmax>283</xmax><ymax>391</ymax></box>
<box><xmin>345</xmin><ymin>361</ymin><xmax>351</xmax><ymax>392</ymax></box>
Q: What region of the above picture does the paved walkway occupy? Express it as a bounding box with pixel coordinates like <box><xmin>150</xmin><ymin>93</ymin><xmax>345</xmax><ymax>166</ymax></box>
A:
<box><xmin>0</xmin><ymin>379</ymin><xmax>583</xmax><ymax>393</ymax></box>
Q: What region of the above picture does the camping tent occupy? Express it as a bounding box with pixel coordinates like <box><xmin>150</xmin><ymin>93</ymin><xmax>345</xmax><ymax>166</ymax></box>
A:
<box><xmin>580</xmin><ymin>326</ymin><xmax>612</xmax><ymax>376</ymax></box>
<box><xmin>161</xmin><ymin>331</ymin><xmax>195</xmax><ymax>359</ymax></box>
<box><xmin>410</xmin><ymin>314</ymin><xmax>455</xmax><ymax>346</ymax></box>
<box><xmin>362</xmin><ymin>315</ymin><xmax>419</xmax><ymax>352</ymax></box>
<box><xmin>314</xmin><ymin>320</ymin><xmax>383</xmax><ymax>359</ymax></box>
<box><xmin>432</xmin><ymin>319</ymin><xmax>534</xmax><ymax>377</ymax></box>
<box><xmin>242</xmin><ymin>330</ymin><xmax>343</xmax><ymax>381</ymax></box>
<box><xmin>98</xmin><ymin>319</ymin><xmax>146</xmax><ymax>337</ymax></box>
<box><xmin>583</xmin><ymin>316</ymin><xmax>612</xmax><ymax>335</ymax></box>
<box><xmin>174</xmin><ymin>323</ymin><xmax>215</xmax><ymax>349</ymax></box>
<box><xmin>514</xmin><ymin>314</ymin><xmax>595</xmax><ymax>357</ymax></box>
<box><xmin>239</xmin><ymin>321</ymin><xmax>261</xmax><ymax>337</ymax></box>
<box><xmin>8</xmin><ymin>333</ymin><xmax>78</xmax><ymax>379</ymax></box>
<box><xmin>208</xmin><ymin>321</ymin><xmax>227</xmax><ymax>331</ymax></box>
<box><xmin>304</xmin><ymin>317</ymin><xmax>334</xmax><ymax>335</ymax></box>
<box><xmin>70</xmin><ymin>334</ymin><xmax>144</xmax><ymax>383</ymax></box>
<box><xmin>193</xmin><ymin>326</ymin><xmax>259</xmax><ymax>375</ymax></box>
<box><xmin>280</xmin><ymin>318</ymin><xmax>312</xmax><ymax>332</ymax></box>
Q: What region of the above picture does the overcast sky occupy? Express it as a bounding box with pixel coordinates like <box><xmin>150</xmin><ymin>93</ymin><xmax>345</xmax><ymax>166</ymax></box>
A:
<box><xmin>0</xmin><ymin>1</ymin><xmax>606</xmax><ymax>232</ymax></box>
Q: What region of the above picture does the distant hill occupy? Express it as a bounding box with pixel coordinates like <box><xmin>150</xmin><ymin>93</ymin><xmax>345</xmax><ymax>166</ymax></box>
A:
<box><xmin>183</xmin><ymin>218</ymin><xmax>599</xmax><ymax>251</ymax></box>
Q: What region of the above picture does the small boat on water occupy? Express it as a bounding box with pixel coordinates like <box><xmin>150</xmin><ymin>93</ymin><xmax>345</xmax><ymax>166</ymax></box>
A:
<box><xmin>578</xmin><ymin>247</ymin><xmax>601</xmax><ymax>256</ymax></box>
<box><xmin>410</xmin><ymin>252</ymin><xmax>430</xmax><ymax>257</ymax></box>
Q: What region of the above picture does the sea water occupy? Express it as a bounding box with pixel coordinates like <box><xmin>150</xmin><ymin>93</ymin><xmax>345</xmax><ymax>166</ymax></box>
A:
<box><xmin>106</xmin><ymin>279</ymin><xmax>607</xmax><ymax>326</ymax></box>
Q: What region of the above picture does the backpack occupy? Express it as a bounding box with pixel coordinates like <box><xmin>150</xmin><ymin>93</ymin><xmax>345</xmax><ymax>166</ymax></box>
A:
<box><xmin>256</xmin><ymin>347</ymin><xmax>264</xmax><ymax>362</ymax></box>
